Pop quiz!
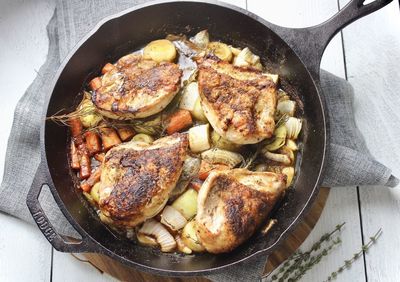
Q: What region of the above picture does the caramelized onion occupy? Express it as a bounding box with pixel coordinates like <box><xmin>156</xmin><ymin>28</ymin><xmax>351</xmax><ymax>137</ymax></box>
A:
<box><xmin>160</xmin><ymin>206</ymin><xmax>187</xmax><ymax>231</ymax></box>
<box><xmin>139</xmin><ymin>219</ymin><xmax>176</xmax><ymax>252</ymax></box>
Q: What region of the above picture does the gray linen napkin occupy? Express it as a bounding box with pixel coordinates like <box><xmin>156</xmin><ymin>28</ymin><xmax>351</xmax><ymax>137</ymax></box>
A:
<box><xmin>0</xmin><ymin>1</ymin><xmax>398</xmax><ymax>281</ymax></box>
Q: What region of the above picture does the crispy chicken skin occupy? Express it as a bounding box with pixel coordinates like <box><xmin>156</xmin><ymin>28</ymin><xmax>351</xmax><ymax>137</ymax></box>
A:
<box><xmin>98</xmin><ymin>133</ymin><xmax>188</xmax><ymax>227</ymax></box>
<box><xmin>92</xmin><ymin>54</ymin><xmax>182</xmax><ymax>120</ymax></box>
<box><xmin>197</xmin><ymin>56</ymin><xmax>277</xmax><ymax>144</ymax></box>
<box><xmin>196</xmin><ymin>169</ymin><xmax>286</xmax><ymax>254</ymax></box>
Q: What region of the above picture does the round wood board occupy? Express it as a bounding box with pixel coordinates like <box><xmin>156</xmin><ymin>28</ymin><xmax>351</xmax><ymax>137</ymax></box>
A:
<box><xmin>79</xmin><ymin>187</ymin><xmax>330</xmax><ymax>282</ymax></box>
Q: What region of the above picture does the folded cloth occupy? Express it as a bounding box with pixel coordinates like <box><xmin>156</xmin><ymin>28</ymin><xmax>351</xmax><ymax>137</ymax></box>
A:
<box><xmin>0</xmin><ymin>1</ymin><xmax>398</xmax><ymax>281</ymax></box>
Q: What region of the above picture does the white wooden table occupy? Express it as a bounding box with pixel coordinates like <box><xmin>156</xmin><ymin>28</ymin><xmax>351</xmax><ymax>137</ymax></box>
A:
<box><xmin>0</xmin><ymin>0</ymin><xmax>399</xmax><ymax>281</ymax></box>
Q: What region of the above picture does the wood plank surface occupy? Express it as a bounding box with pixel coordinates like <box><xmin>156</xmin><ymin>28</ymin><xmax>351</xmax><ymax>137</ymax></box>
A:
<box><xmin>247</xmin><ymin>1</ymin><xmax>366</xmax><ymax>281</ymax></box>
<box><xmin>339</xmin><ymin>0</ymin><xmax>400</xmax><ymax>281</ymax></box>
<box><xmin>0</xmin><ymin>0</ymin><xmax>55</xmax><ymax>281</ymax></box>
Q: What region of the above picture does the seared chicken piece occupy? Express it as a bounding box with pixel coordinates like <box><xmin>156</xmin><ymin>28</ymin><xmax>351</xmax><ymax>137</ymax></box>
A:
<box><xmin>196</xmin><ymin>168</ymin><xmax>286</xmax><ymax>253</ymax></box>
<box><xmin>98</xmin><ymin>133</ymin><xmax>188</xmax><ymax>227</ymax></box>
<box><xmin>197</xmin><ymin>56</ymin><xmax>277</xmax><ymax>144</ymax></box>
<box><xmin>92</xmin><ymin>54</ymin><xmax>182</xmax><ymax>119</ymax></box>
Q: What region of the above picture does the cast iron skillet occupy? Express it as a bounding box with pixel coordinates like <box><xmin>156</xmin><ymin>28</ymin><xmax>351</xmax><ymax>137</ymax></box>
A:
<box><xmin>26</xmin><ymin>0</ymin><xmax>392</xmax><ymax>276</ymax></box>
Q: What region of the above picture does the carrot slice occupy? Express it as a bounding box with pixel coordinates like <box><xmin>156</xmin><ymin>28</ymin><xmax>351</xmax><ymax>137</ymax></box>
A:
<box><xmin>166</xmin><ymin>109</ymin><xmax>193</xmax><ymax>135</ymax></box>
<box><xmin>189</xmin><ymin>179</ymin><xmax>203</xmax><ymax>192</ymax></box>
<box><xmin>69</xmin><ymin>117</ymin><xmax>83</xmax><ymax>138</ymax></box>
<box><xmin>94</xmin><ymin>153</ymin><xmax>105</xmax><ymax>162</ymax></box>
<box><xmin>85</xmin><ymin>167</ymin><xmax>101</xmax><ymax>188</ymax></box>
<box><xmin>70</xmin><ymin>141</ymin><xmax>80</xmax><ymax>170</ymax></box>
<box><xmin>101</xmin><ymin>63</ymin><xmax>116</xmax><ymax>74</ymax></box>
<box><xmin>89</xmin><ymin>77</ymin><xmax>102</xmax><ymax>90</ymax></box>
<box><xmin>77</xmin><ymin>143</ymin><xmax>91</xmax><ymax>179</ymax></box>
<box><xmin>84</xmin><ymin>131</ymin><xmax>101</xmax><ymax>155</ymax></box>
<box><xmin>198</xmin><ymin>160</ymin><xmax>229</xmax><ymax>180</ymax></box>
<box><xmin>99</xmin><ymin>127</ymin><xmax>121</xmax><ymax>150</ymax></box>
<box><xmin>79</xmin><ymin>153</ymin><xmax>91</xmax><ymax>179</ymax></box>
<box><xmin>80</xmin><ymin>182</ymin><xmax>91</xmax><ymax>192</ymax></box>
<box><xmin>198</xmin><ymin>160</ymin><xmax>212</xmax><ymax>180</ymax></box>
<box><xmin>117</xmin><ymin>126</ymin><xmax>135</xmax><ymax>141</ymax></box>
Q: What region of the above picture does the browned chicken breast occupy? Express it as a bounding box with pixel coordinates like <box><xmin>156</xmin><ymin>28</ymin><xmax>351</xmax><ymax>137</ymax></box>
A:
<box><xmin>197</xmin><ymin>56</ymin><xmax>277</xmax><ymax>144</ymax></box>
<box><xmin>92</xmin><ymin>54</ymin><xmax>182</xmax><ymax>119</ymax></box>
<box><xmin>196</xmin><ymin>168</ymin><xmax>286</xmax><ymax>254</ymax></box>
<box><xmin>98</xmin><ymin>133</ymin><xmax>188</xmax><ymax>227</ymax></box>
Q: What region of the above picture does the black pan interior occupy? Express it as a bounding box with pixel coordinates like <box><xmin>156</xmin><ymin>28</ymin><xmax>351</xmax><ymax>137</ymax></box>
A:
<box><xmin>44</xmin><ymin>1</ymin><xmax>325</xmax><ymax>275</ymax></box>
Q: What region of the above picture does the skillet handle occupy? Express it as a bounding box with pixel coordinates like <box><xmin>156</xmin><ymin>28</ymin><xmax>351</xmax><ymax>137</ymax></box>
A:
<box><xmin>26</xmin><ymin>160</ymin><xmax>98</xmax><ymax>253</ymax></box>
<box><xmin>273</xmin><ymin>0</ymin><xmax>393</xmax><ymax>80</ymax></box>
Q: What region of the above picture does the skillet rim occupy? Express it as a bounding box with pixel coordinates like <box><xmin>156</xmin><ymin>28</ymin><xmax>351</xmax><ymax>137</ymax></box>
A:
<box><xmin>39</xmin><ymin>0</ymin><xmax>328</xmax><ymax>276</ymax></box>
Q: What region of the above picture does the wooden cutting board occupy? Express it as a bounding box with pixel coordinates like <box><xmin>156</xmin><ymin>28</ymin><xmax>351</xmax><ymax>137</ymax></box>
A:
<box><xmin>81</xmin><ymin>187</ymin><xmax>330</xmax><ymax>281</ymax></box>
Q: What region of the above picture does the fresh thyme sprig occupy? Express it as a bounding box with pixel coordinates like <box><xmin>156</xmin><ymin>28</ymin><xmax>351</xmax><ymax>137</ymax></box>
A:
<box><xmin>324</xmin><ymin>228</ymin><xmax>383</xmax><ymax>282</ymax></box>
<box><xmin>262</xmin><ymin>224</ymin><xmax>382</xmax><ymax>282</ymax></box>
<box><xmin>291</xmin><ymin>237</ymin><xmax>342</xmax><ymax>281</ymax></box>
<box><xmin>264</xmin><ymin>223</ymin><xmax>345</xmax><ymax>281</ymax></box>
<box><xmin>305</xmin><ymin>223</ymin><xmax>345</xmax><ymax>257</ymax></box>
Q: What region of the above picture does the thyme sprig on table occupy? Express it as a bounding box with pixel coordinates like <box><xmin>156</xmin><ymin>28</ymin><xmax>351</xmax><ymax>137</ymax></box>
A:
<box><xmin>264</xmin><ymin>223</ymin><xmax>345</xmax><ymax>282</ymax></box>
<box><xmin>291</xmin><ymin>237</ymin><xmax>342</xmax><ymax>281</ymax></box>
<box><xmin>262</xmin><ymin>223</ymin><xmax>383</xmax><ymax>282</ymax></box>
<box><xmin>324</xmin><ymin>228</ymin><xmax>383</xmax><ymax>282</ymax></box>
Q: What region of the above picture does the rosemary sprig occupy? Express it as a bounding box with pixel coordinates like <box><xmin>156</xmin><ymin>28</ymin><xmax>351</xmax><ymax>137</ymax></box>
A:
<box><xmin>324</xmin><ymin>228</ymin><xmax>383</xmax><ymax>282</ymax></box>
<box><xmin>46</xmin><ymin>91</ymin><xmax>99</xmax><ymax>126</ymax></box>
<box><xmin>47</xmin><ymin>98</ymin><xmax>163</xmax><ymax>136</ymax></box>
<box><xmin>265</xmin><ymin>223</ymin><xmax>345</xmax><ymax>281</ymax></box>
<box><xmin>46</xmin><ymin>106</ymin><xmax>101</xmax><ymax>126</ymax></box>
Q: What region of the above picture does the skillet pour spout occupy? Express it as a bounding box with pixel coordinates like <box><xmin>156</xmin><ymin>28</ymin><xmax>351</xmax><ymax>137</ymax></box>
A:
<box><xmin>27</xmin><ymin>0</ymin><xmax>393</xmax><ymax>276</ymax></box>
